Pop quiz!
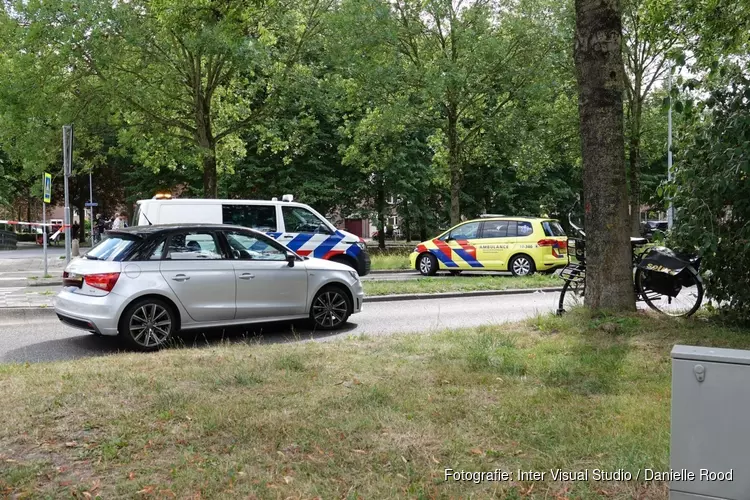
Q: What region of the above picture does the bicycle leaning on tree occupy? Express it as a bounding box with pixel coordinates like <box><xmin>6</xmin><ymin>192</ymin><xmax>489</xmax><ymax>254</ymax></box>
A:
<box><xmin>557</xmin><ymin>210</ymin><xmax>704</xmax><ymax>317</ymax></box>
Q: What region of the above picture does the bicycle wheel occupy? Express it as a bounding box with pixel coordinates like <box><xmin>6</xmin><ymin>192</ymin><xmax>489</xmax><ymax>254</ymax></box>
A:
<box><xmin>635</xmin><ymin>267</ymin><xmax>704</xmax><ymax>317</ymax></box>
<box><xmin>557</xmin><ymin>268</ymin><xmax>585</xmax><ymax>315</ymax></box>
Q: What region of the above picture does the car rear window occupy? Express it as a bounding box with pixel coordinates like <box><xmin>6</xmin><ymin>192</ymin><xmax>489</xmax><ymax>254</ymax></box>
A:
<box><xmin>87</xmin><ymin>235</ymin><xmax>137</xmax><ymax>261</ymax></box>
<box><xmin>542</xmin><ymin>221</ymin><xmax>566</xmax><ymax>237</ymax></box>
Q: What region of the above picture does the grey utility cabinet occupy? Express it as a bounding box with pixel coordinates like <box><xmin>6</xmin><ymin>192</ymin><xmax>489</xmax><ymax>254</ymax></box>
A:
<box><xmin>671</xmin><ymin>345</ymin><xmax>750</xmax><ymax>500</ymax></box>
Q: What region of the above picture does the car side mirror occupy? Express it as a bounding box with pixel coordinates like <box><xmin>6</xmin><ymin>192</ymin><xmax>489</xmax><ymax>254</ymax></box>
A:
<box><xmin>286</xmin><ymin>251</ymin><xmax>296</xmax><ymax>267</ymax></box>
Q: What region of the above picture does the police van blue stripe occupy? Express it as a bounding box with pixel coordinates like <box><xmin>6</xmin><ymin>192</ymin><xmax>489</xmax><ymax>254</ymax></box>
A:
<box><xmin>286</xmin><ymin>233</ymin><xmax>314</xmax><ymax>252</ymax></box>
<box><xmin>345</xmin><ymin>244</ymin><xmax>361</xmax><ymax>258</ymax></box>
<box><xmin>313</xmin><ymin>232</ymin><xmax>345</xmax><ymax>258</ymax></box>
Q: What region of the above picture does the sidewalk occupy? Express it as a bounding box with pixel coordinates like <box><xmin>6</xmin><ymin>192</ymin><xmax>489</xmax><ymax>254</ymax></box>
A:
<box><xmin>0</xmin><ymin>285</ymin><xmax>59</xmax><ymax>308</ymax></box>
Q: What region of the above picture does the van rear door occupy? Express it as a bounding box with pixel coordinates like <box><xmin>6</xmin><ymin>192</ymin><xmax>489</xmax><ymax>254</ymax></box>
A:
<box><xmin>538</xmin><ymin>219</ymin><xmax>568</xmax><ymax>261</ymax></box>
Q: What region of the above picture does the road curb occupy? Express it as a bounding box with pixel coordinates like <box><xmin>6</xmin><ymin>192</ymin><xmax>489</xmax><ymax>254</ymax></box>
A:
<box><xmin>364</xmin><ymin>287</ymin><xmax>564</xmax><ymax>302</ymax></box>
<box><xmin>0</xmin><ymin>307</ymin><xmax>57</xmax><ymax>320</ymax></box>
<box><xmin>368</xmin><ymin>269</ymin><xmax>414</xmax><ymax>275</ymax></box>
<box><xmin>0</xmin><ymin>287</ymin><xmax>565</xmax><ymax>316</ymax></box>
<box><xmin>28</xmin><ymin>280</ymin><xmax>63</xmax><ymax>287</ymax></box>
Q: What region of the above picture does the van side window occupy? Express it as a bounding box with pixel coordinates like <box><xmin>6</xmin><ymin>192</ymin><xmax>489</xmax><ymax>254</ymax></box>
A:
<box><xmin>282</xmin><ymin>206</ymin><xmax>332</xmax><ymax>234</ymax></box>
<box><xmin>222</xmin><ymin>205</ymin><xmax>277</xmax><ymax>232</ymax></box>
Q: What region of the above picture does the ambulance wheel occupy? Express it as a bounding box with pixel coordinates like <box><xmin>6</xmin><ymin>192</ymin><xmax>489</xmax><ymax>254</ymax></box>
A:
<box><xmin>418</xmin><ymin>253</ymin><xmax>438</xmax><ymax>276</ymax></box>
<box><xmin>510</xmin><ymin>254</ymin><xmax>535</xmax><ymax>277</ymax></box>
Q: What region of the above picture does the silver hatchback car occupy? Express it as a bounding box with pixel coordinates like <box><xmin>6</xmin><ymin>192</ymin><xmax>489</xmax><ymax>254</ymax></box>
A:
<box><xmin>55</xmin><ymin>224</ymin><xmax>364</xmax><ymax>351</ymax></box>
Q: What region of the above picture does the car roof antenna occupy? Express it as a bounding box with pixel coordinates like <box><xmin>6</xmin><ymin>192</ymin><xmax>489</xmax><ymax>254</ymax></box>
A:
<box><xmin>142</xmin><ymin>212</ymin><xmax>153</xmax><ymax>225</ymax></box>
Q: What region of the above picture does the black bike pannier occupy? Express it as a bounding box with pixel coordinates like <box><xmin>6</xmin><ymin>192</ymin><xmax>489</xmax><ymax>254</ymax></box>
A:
<box><xmin>641</xmin><ymin>269</ymin><xmax>682</xmax><ymax>297</ymax></box>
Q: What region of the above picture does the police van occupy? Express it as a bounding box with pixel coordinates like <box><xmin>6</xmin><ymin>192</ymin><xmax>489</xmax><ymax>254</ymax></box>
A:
<box><xmin>133</xmin><ymin>195</ymin><xmax>371</xmax><ymax>275</ymax></box>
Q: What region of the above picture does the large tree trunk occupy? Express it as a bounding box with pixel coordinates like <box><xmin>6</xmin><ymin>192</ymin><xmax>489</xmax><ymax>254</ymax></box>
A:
<box><xmin>26</xmin><ymin>184</ymin><xmax>31</xmax><ymax>223</ymax></box>
<box><xmin>447</xmin><ymin>106</ymin><xmax>461</xmax><ymax>225</ymax></box>
<box><xmin>376</xmin><ymin>180</ymin><xmax>386</xmax><ymax>251</ymax></box>
<box><xmin>419</xmin><ymin>206</ymin><xmax>428</xmax><ymax>241</ymax></box>
<box><xmin>202</xmin><ymin>149</ymin><xmax>218</xmax><ymax>198</ymax></box>
<box><xmin>574</xmin><ymin>0</ymin><xmax>636</xmax><ymax>311</ymax></box>
<box><xmin>403</xmin><ymin>200</ymin><xmax>411</xmax><ymax>242</ymax></box>
<box><xmin>628</xmin><ymin>121</ymin><xmax>642</xmax><ymax>236</ymax></box>
<box><xmin>195</xmin><ymin>85</ymin><xmax>218</xmax><ymax>198</ymax></box>
<box><xmin>627</xmin><ymin>93</ymin><xmax>643</xmax><ymax>236</ymax></box>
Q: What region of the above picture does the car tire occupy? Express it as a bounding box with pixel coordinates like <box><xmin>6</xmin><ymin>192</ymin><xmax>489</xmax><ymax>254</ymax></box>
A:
<box><xmin>309</xmin><ymin>285</ymin><xmax>352</xmax><ymax>330</ymax></box>
<box><xmin>119</xmin><ymin>297</ymin><xmax>178</xmax><ymax>352</ymax></box>
<box><xmin>509</xmin><ymin>254</ymin><xmax>535</xmax><ymax>277</ymax></box>
<box><xmin>417</xmin><ymin>253</ymin><xmax>438</xmax><ymax>276</ymax></box>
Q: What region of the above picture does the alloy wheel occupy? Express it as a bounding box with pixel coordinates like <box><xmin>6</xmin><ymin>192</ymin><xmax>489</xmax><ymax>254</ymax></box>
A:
<box><xmin>512</xmin><ymin>257</ymin><xmax>532</xmax><ymax>276</ymax></box>
<box><xmin>419</xmin><ymin>255</ymin><xmax>433</xmax><ymax>274</ymax></box>
<box><xmin>129</xmin><ymin>303</ymin><xmax>172</xmax><ymax>348</ymax></box>
<box><xmin>312</xmin><ymin>291</ymin><xmax>348</xmax><ymax>328</ymax></box>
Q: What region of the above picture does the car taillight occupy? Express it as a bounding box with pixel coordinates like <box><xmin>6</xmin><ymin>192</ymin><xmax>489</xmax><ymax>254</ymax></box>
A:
<box><xmin>538</xmin><ymin>239</ymin><xmax>567</xmax><ymax>248</ymax></box>
<box><xmin>84</xmin><ymin>272</ymin><xmax>121</xmax><ymax>292</ymax></box>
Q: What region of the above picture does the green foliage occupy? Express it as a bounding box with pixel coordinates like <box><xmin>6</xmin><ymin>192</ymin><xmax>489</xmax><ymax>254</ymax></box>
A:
<box><xmin>671</xmin><ymin>65</ymin><xmax>750</xmax><ymax>322</ymax></box>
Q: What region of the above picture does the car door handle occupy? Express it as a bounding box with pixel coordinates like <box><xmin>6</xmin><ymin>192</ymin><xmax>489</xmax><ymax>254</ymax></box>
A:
<box><xmin>282</xmin><ymin>235</ymin><xmax>293</xmax><ymax>239</ymax></box>
<box><xmin>238</xmin><ymin>273</ymin><xmax>255</xmax><ymax>280</ymax></box>
<box><xmin>171</xmin><ymin>274</ymin><xmax>190</xmax><ymax>282</ymax></box>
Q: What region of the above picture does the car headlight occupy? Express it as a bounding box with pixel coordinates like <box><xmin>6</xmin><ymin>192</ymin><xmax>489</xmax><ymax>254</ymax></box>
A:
<box><xmin>413</xmin><ymin>247</ymin><xmax>419</xmax><ymax>253</ymax></box>
<box><xmin>356</xmin><ymin>242</ymin><xmax>366</xmax><ymax>250</ymax></box>
<box><xmin>348</xmin><ymin>270</ymin><xmax>359</xmax><ymax>281</ymax></box>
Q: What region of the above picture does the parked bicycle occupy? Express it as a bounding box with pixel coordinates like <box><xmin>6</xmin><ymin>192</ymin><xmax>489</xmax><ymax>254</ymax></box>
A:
<box><xmin>557</xmin><ymin>211</ymin><xmax>704</xmax><ymax>317</ymax></box>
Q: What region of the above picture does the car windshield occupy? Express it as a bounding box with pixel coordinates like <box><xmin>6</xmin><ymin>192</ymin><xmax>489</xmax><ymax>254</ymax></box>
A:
<box><xmin>87</xmin><ymin>235</ymin><xmax>137</xmax><ymax>261</ymax></box>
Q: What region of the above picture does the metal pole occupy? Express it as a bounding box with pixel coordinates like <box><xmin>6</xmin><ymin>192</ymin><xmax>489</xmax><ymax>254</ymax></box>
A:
<box><xmin>667</xmin><ymin>66</ymin><xmax>674</xmax><ymax>230</ymax></box>
<box><xmin>63</xmin><ymin>125</ymin><xmax>71</xmax><ymax>263</ymax></box>
<box><xmin>89</xmin><ymin>170</ymin><xmax>93</xmax><ymax>245</ymax></box>
<box><xmin>42</xmin><ymin>199</ymin><xmax>47</xmax><ymax>277</ymax></box>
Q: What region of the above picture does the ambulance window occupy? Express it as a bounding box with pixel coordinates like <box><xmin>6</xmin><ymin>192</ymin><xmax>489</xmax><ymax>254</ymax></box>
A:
<box><xmin>449</xmin><ymin>222</ymin><xmax>480</xmax><ymax>240</ymax></box>
<box><xmin>481</xmin><ymin>221</ymin><xmax>508</xmax><ymax>238</ymax></box>
<box><xmin>222</xmin><ymin>205</ymin><xmax>277</xmax><ymax>232</ymax></box>
<box><xmin>543</xmin><ymin>221</ymin><xmax>566</xmax><ymax>236</ymax></box>
<box><xmin>506</xmin><ymin>221</ymin><xmax>518</xmax><ymax>237</ymax></box>
<box><xmin>517</xmin><ymin>221</ymin><xmax>534</xmax><ymax>236</ymax></box>
<box><xmin>282</xmin><ymin>206</ymin><xmax>332</xmax><ymax>235</ymax></box>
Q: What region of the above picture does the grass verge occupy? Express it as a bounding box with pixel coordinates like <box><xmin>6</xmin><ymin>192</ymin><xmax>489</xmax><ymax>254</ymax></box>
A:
<box><xmin>370</xmin><ymin>253</ymin><xmax>411</xmax><ymax>271</ymax></box>
<box><xmin>3</xmin><ymin>312</ymin><xmax>749</xmax><ymax>498</ymax></box>
<box><xmin>363</xmin><ymin>273</ymin><xmax>560</xmax><ymax>296</ymax></box>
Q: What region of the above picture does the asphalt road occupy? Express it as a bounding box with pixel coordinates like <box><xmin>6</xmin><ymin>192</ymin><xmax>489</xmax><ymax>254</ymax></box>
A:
<box><xmin>0</xmin><ymin>291</ymin><xmax>559</xmax><ymax>363</ymax></box>
<box><xmin>0</xmin><ymin>245</ymin><xmax>69</xmax><ymax>259</ymax></box>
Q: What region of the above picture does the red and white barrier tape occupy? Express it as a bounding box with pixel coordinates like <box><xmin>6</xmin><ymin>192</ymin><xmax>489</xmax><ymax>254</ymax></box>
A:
<box><xmin>0</xmin><ymin>220</ymin><xmax>71</xmax><ymax>228</ymax></box>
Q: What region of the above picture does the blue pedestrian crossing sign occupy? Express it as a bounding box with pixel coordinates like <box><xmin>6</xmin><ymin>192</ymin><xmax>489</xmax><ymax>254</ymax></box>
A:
<box><xmin>43</xmin><ymin>173</ymin><xmax>52</xmax><ymax>204</ymax></box>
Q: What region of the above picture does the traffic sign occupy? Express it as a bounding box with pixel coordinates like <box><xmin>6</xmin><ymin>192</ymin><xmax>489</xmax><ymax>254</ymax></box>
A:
<box><xmin>43</xmin><ymin>173</ymin><xmax>51</xmax><ymax>204</ymax></box>
<box><xmin>85</xmin><ymin>202</ymin><xmax>98</xmax><ymax>207</ymax></box>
